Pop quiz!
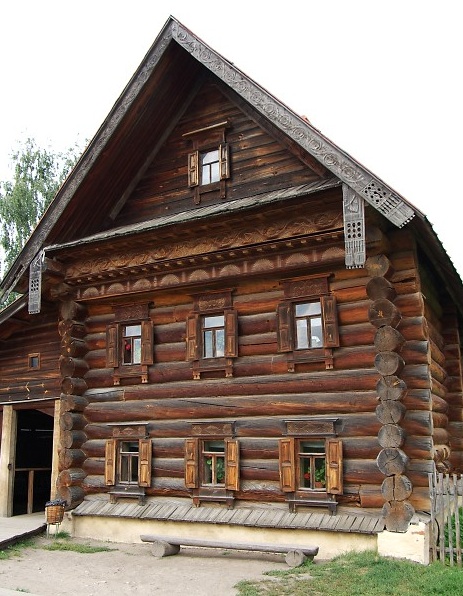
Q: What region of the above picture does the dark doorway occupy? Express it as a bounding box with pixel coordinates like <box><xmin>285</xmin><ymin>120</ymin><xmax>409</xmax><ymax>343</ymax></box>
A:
<box><xmin>13</xmin><ymin>409</ymin><xmax>54</xmax><ymax>515</ymax></box>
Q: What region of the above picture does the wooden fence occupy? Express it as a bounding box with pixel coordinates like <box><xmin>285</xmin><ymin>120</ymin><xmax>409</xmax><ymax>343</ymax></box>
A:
<box><xmin>428</xmin><ymin>472</ymin><xmax>463</xmax><ymax>566</ymax></box>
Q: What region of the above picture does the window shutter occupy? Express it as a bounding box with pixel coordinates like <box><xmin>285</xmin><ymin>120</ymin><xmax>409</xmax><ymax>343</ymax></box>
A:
<box><xmin>105</xmin><ymin>439</ymin><xmax>116</xmax><ymax>486</ymax></box>
<box><xmin>326</xmin><ymin>438</ymin><xmax>343</xmax><ymax>495</ymax></box>
<box><xmin>224</xmin><ymin>310</ymin><xmax>238</xmax><ymax>357</ymax></box>
<box><xmin>219</xmin><ymin>143</ymin><xmax>230</xmax><ymax>180</ymax></box>
<box><xmin>141</xmin><ymin>320</ymin><xmax>154</xmax><ymax>365</ymax></box>
<box><xmin>277</xmin><ymin>302</ymin><xmax>293</xmax><ymax>352</ymax></box>
<box><xmin>321</xmin><ymin>295</ymin><xmax>340</xmax><ymax>348</ymax></box>
<box><xmin>184</xmin><ymin>438</ymin><xmax>199</xmax><ymax>488</ymax></box>
<box><xmin>225</xmin><ymin>438</ymin><xmax>240</xmax><ymax>491</ymax></box>
<box><xmin>138</xmin><ymin>438</ymin><xmax>152</xmax><ymax>487</ymax></box>
<box><xmin>188</xmin><ymin>151</ymin><xmax>199</xmax><ymax>187</ymax></box>
<box><xmin>186</xmin><ymin>314</ymin><xmax>200</xmax><ymax>361</ymax></box>
<box><xmin>279</xmin><ymin>438</ymin><xmax>295</xmax><ymax>492</ymax></box>
<box><xmin>106</xmin><ymin>324</ymin><xmax>119</xmax><ymax>367</ymax></box>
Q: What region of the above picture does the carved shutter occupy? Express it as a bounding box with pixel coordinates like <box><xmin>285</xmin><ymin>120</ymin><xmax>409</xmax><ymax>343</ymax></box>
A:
<box><xmin>224</xmin><ymin>310</ymin><xmax>238</xmax><ymax>357</ymax></box>
<box><xmin>141</xmin><ymin>320</ymin><xmax>154</xmax><ymax>365</ymax></box>
<box><xmin>225</xmin><ymin>439</ymin><xmax>240</xmax><ymax>491</ymax></box>
<box><xmin>321</xmin><ymin>295</ymin><xmax>340</xmax><ymax>348</ymax></box>
<box><xmin>106</xmin><ymin>324</ymin><xmax>119</xmax><ymax>367</ymax></box>
<box><xmin>219</xmin><ymin>143</ymin><xmax>230</xmax><ymax>180</ymax></box>
<box><xmin>326</xmin><ymin>438</ymin><xmax>343</xmax><ymax>495</ymax></box>
<box><xmin>188</xmin><ymin>151</ymin><xmax>199</xmax><ymax>187</ymax></box>
<box><xmin>186</xmin><ymin>314</ymin><xmax>200</xmax><ymax>361</ymax></box>
<box><xmin>277</xmin><ymin>302</ymin><xmax>293</xmax><ymax>352</ymax></box>
<box><xmin>138</xmin><ymin>438</ymin><xmax>152</xmax><ymax>487</ymax></box>
<box><xmin>105</xmin><ymin>439</ymin><xmax>116</xmax><ymax>486</ymax></box>
<box><xmin>185</xmin><ymin>438</ymin><xmax>199</xmax><ymax>489</ymax></box>
<box><xmin>279</xmin><ymin>438</ymin><xmax>295</xmax><ymax>492</ymax></box>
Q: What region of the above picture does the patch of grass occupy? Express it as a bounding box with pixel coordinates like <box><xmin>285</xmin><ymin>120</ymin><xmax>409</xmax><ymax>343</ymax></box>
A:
<box><xmin>0</xmin><ymin>539</ymin><xmax>34</xmax><ymax>560</ymax></box>
<box><xmin>41</xmin><ymin>540</ymin><xmax>115</xmax><ymax>554</ymax></box>
<box><xmin>235</xmin><ymin>550</ymin><xmax>463</xmax><ymax>596</ymax></box>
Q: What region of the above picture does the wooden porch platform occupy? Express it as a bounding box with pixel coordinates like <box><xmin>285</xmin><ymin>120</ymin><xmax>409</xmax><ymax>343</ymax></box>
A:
<box><xmin>72</xmin><ymin>499</ymin><xmax>385</xmax><ymax>535</ymax></box>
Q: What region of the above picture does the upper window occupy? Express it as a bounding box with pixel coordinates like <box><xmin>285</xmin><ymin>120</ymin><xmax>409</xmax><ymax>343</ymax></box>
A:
<box><xmin>186</xmin><ymin>291</ymin><xmax>237</xmax><ymax>379</ymax></box>
<box><xmin>294</xmin><ymin>301</ymin><xmax>323</xmax><ymax>349</ymax></box>
<box><xmin>277</xmin><ymin>276</ymin><xmax>339</xmax><ymax>371</ymax></box>
<box><xmin>202</xmin><ymin>314</ymin><xmax>225</xmax><ymax>358</ymax></box>
<box><xmin>106</xmin><ymin>304</ymin><xmax>153</xmax><ymax>385</ymax></box>
<box><xmin>122</xmin><ymin>324</ymin><xmax>142</xmax><ymax>365</ymax></box>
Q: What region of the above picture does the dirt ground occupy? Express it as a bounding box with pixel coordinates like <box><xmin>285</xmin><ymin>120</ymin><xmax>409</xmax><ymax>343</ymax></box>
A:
<box><xmin>0</xmin><ymin>535</ymin><xmax>289</xmax><ymax>595</ymax></box>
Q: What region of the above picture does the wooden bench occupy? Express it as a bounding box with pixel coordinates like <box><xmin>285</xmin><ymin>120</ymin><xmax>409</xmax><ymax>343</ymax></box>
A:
<box><xmin>140</xmin><ymin>534</ymin><xmax>319</xmax><ymax>567</ymax></box>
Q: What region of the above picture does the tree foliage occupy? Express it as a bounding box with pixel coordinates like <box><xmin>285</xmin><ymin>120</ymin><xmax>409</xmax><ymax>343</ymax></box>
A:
<box><xmin>0</xmin><ymin>138</ymin><xmax>80</xmax><ymax>277</ymax></box>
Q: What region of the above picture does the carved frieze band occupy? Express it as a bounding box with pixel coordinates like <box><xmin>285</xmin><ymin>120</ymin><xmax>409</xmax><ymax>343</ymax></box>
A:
<box><xmin>66</xmin><ymin>210</ymin><xmax>343</xmax><ymax>279</ymax></box>
<box><xmin>75</xmin><ymin>244</ymin><xmax>345</xmax><ymax>301</ymax></box>
<box><xmin>171</xmin><ymin>21</ymin><xmax>415</xmax><ymax>228</ymax></box>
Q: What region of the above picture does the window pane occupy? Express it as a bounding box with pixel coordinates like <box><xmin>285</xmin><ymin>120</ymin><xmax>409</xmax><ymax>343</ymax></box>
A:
<box><xmin>296</xmin><ymin>319</ymin><xmax>309</xmax><ymax>349</ymax></box>
<box><xmin>204</xmin><ymin>330</ymin><xmax>213</xmax><ymax>358</ymax></box>
<box><xmin>133</xmin><ymin>337</ymin><xmax>141</xmax><ymax>364</ymax></box>
<box><xmin>204</xmin><ymin>315</ymin><xmax>225</xmax><ymax>328</ymax></box>
<box><xmin>310</xmin><ymin>317</ymin><xmax>323</xmax><ymax>347</ymax></box>
<box><xmin>123</xmin><ymin>339</ymin><xmax>133</xmax><ymax>364</ymax></box>
<box><xmin>201</xmin><ymin>150</ymin><xmax>219</xmax><ymax>165</ymax></box>
<box><xmin>215</xmin><ymin>328</ymin><xmax>225</xmax><ymax>357</ymax></box>
<box><xmin>295</xmin><ymin>302</ymin><xmax>321</xmax><ymax>317</ymax></box>
<box><xmin>124</xmin><ymin>325</ymin><xmax>141</xmax><ymax>337</ymax></box>
<box><xmin>204</xmin><ymin>440</ymin><xmax>225</xmax><ymax>453</ymax></box>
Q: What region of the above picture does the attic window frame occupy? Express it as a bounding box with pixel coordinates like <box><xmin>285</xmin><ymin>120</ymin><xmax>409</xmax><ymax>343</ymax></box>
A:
<box><xmin>28</xmin><ymin>353</ymin><xmax>41</xmax><ymax>370</ymax></box>
<box><xmin>184</xmin><ymin>121</ymin><xmax>231</xmax><ymax>204</ymax></box>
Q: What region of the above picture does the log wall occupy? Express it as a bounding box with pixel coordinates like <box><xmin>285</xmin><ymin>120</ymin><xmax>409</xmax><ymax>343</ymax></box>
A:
<box><xmin>75</xmin><ymin>224</ymin><xmax>436</xmax><ymax>513</ymax></box>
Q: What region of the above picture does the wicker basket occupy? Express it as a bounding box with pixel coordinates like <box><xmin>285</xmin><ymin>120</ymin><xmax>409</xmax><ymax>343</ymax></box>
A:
<box><xmin>45</xmin><ymin>504</ymin><xmax>65</xmax><ymax>524</ymax></box>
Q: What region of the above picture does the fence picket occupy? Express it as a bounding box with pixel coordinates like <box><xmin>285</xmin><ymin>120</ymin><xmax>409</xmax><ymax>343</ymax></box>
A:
<box><xmin>428</xmin><ymin>472</ymin><xmax>462</xmax><ymax>567</ymax></box>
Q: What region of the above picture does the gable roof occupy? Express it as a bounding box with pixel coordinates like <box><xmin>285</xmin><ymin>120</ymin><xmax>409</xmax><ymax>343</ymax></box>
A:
<box><xmin>0</xmin><ymin>16</ymin><xmax>460</xmax><ymax>309</ymax></box>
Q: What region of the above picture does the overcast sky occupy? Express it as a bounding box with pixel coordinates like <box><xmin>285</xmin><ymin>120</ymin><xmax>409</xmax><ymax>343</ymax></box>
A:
<box><xmin>1</xmin><ymin>1</ymin><xmax>462</xmax><ymax>277</ymax></box>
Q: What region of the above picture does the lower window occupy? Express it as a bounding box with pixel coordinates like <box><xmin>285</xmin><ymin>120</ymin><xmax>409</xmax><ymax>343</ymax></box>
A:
<box><xmin>298</xmin><ymin>440</ymin><xmax>326</xmax><ymax>490</ymax></box>
<box><xmin>185</xmin><ymin>437</ymin><xmax>239</xmax><ymax>506</ymax></box>
<box><xmin>279</xmin><ymin>437</ymin><xmax>343</xmax><ymax>496</ymax></box>
<box><xmin>105</xmin><ymin>438</ymin><xmax>152</xmax><ymax>488</ymax></box>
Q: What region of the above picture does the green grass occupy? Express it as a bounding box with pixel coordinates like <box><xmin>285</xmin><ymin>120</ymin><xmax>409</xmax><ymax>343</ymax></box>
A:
<box><xmin>235</xmin><ymin>550</ymin><xmax>463</xmax><ymax>596</ymax></box>
<box><xmin>0</xmin><ymin>539</ymin><xmax>34</xmax><ymax>560</ymax></box>
<box><xmin>40</xmin><ymin>536</ymin><xmax>114</xmax><ymax>554</ymax></box>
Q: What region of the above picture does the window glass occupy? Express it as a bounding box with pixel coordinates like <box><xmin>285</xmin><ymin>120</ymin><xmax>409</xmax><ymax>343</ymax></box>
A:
<box><xmin>295</xmin><ymin>301</ymin><xmax>322</xmax><ymax>349</ymax></box>
<box><xmin>122</xmin><ymin>324</ymin><xmax>142</xmax><ymax>364</ymax></box>
<box><xmin>202</xmin><ymin>440</ymin><xmax>225</xmax><ymax>485</ymax></box>
<box><xmin>119</xmin><ymin>441</ymin><xmax>139</xmax><ymax>484</ymax></box>
<box><xmin>203</xmin><ymin>315</ymin><xmax>225</xmax><ymax>358</ymax></box>
<box><xmin>200</xmin><ymin>150</ymin><xmax>220</xmax><ymax>185</ymax></box>
<box><xmin>298</xmin><ymin>440</ymin><xmax>326</xmax><ymax>491</ymax></box>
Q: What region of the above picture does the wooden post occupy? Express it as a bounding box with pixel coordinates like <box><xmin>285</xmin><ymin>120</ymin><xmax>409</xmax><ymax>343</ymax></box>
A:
<box><xmin>0</xmin><ymin>406</ymin><xmax>17</xmax><ymax>516</ymax></box>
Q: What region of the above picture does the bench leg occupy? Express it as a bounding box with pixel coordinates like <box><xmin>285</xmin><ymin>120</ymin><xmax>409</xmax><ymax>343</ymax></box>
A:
<box><xmin>151</xmin><ymin>540</ymin><xmax>181</xmax><ymax>558</ymax></box>
<box><xmin>285</xmin><ymin>550</ymin><xmax>307</xmax><ymax>568</ymax></box>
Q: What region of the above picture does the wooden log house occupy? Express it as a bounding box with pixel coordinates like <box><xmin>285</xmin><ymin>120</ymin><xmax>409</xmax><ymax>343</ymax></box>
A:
<box><xmin>1</xmin><ymin>17</ymin><xmax>462</xmax><ymax>548</ymax></box>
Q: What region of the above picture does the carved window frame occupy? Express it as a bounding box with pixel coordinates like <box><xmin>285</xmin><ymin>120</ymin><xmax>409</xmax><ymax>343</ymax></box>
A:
<box><xmin>106</xmin><ymin>304</ymin><xmax>153</xmax><ymax>385</ymax></box>
<box><xmin>105</xmin><ymin>424</ymin><xmax>151</xmax><ymax>504</ymax></box>
<box><xmin>186</xmin><ymin>290</ymin><xmax>238</xmax><ymax>379</ymax></box>
<box><xmin>185</xmin><ymin>421</ymin><xmax>239</xmax><ymax>508</ymax></box>
<box><xmin>279</xmin><ymin>419</ymin><xmax>342</xmax><ymax>513</ymax></box>
<box><xmin>184</xmin><ymin>121</ymin><xmax>231</xmax><ymax>204</ymax></box>
<box><xmin>277</xmin><ymin>275</ymin><xmax>339</xmax><ymax>371</ymax></box>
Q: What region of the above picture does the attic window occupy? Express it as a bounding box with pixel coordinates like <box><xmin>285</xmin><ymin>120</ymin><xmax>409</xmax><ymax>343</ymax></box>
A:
<box><xmin>28</xmin><ymin>353</ymin><xmax>40</xmax><ymax>370</ymax></box>
<box><xmin>184</xmin><ymin>121</ymin><xmax>231</xmax><ymax>204</ymax></box>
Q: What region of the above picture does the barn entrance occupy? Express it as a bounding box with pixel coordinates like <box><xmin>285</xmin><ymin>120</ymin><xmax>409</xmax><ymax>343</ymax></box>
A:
<box><xmin>13</xmin><ymin>409</ymin><xmax>54</xmax><ymax>515</ymax></box>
